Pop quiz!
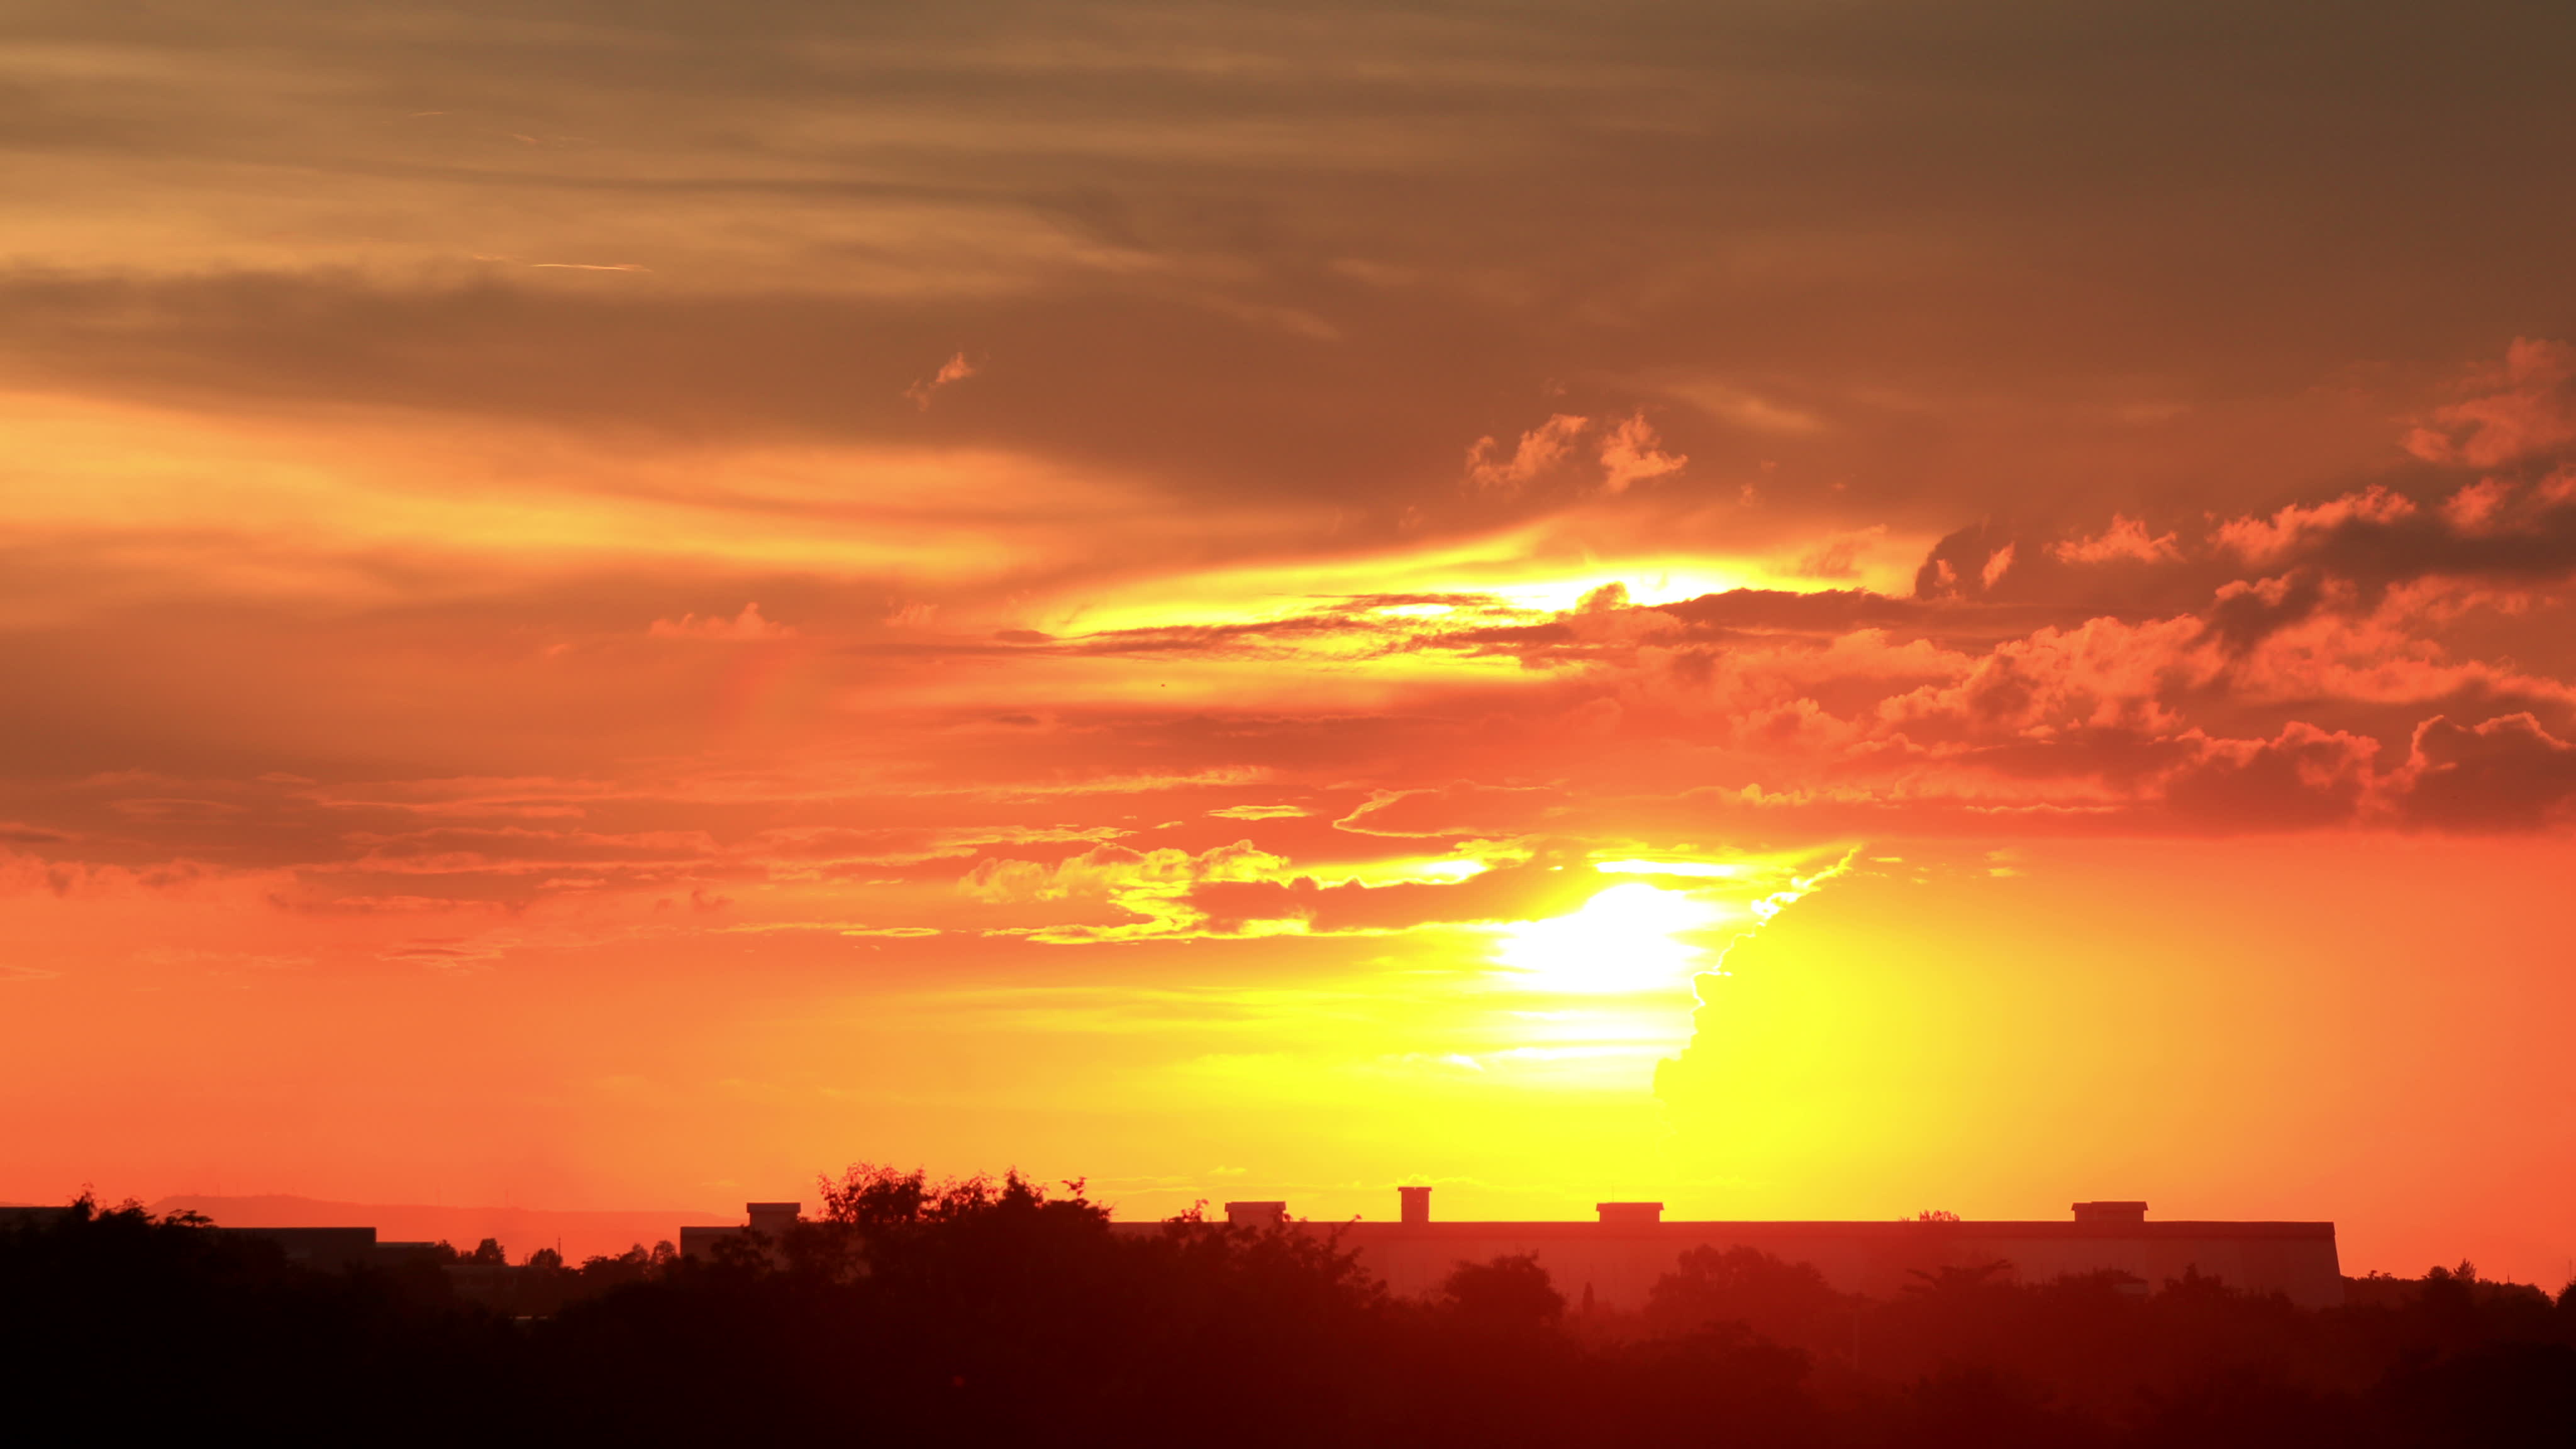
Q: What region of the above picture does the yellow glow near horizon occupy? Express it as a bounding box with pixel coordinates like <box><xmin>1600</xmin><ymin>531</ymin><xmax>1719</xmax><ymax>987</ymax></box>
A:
<box><xmin>1592</xmin><ymin>858</ymin><xmax>1746</xmax><ymax>879</ymax></box>
<box><xmin>1045</xmin><ymin>523</ymin><xmax>1775</xmax><ymax>636</ymax></box>
<box><xmin>1495</xmin><ymin>883</ymin><xmax>1726</xmax><ymax>994</ymax></box>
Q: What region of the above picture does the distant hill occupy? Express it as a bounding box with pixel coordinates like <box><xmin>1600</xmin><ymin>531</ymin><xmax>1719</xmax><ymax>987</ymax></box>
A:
<box><xmin>147</xmin><ymin>1194</ymin><xmax>735</xmax><ymax>1263</ymax></box>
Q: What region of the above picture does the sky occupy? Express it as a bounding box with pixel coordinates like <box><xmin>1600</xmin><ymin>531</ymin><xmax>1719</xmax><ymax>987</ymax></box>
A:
<box><xmin>4</xmin><ymin>1</ymin><xmax>2575</xmax><ymax>1279</ymax></box>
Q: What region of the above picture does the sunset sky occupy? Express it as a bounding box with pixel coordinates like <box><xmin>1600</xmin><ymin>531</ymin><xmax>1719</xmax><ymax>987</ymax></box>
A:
<box><xmin>6</xmin><ymin>1</ymin><xmax>2576</xmax><ymax>1279</ymax></box>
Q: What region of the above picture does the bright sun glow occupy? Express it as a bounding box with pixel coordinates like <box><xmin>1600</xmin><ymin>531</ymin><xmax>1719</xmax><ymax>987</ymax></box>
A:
<box><xmin>1495</xmin><ymin>883</ymin><xmax>1726</xmax><ymax>994</ymax></box>
<box><xmin>1592</xmin><ymin>858</ymin><xmax>1746</xmax><ymax>879</ymax></box>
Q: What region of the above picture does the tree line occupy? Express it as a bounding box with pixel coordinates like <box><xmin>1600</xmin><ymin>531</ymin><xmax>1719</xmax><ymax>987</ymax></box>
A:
<box><xmin>3</xmin><ymin>1167</ymin><xmax>2570</xmax><ymax>1446</ymax></box>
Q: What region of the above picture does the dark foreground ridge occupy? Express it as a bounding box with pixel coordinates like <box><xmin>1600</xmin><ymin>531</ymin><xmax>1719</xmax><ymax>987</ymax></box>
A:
<box><xmin>5</xmin><ymin>1172</ymin><xmax>2572</xmax><ymax>1447</ymax></box>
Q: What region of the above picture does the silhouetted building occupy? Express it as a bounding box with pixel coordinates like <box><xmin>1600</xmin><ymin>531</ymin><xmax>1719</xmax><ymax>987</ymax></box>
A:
<box><xmin>214</xmin><ymin>1224</ymin><xmax>445</xmax><ymax>1271</ymax></box>
<box><xmin>3</xmin><ymin>1204</ymin><xmax>455</xmax><ymax>1272</ymax></box>
<box><xmin>680</xmin><ymin>1201</ymin><xmax>802</xmax><ymax>1260</ymax></box>
<box><xmin>1112</xmin><ymin>1191</ymin><xmax>2346</xmax><ymax>1308</ymax></box>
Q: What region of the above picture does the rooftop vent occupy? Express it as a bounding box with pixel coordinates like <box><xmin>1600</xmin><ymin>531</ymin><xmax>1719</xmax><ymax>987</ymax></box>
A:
<box><xmin>1398</xmin><ymin>1185</ymin><xmax>1432</xmax><ymax>1225</ymax></box>
<box><xmin>746</xmin><ymin>1202</ymin><xmax>802</xmax><ymax>1238</ymax></box>
<box><xmin>1597</xmin><ymin>1202</ymin><xmax>1664</xmax><ymax>1224</ymax></box>
<box><xmin>1224</xmin><ymin>1201</ymin><xmax>1287</xmax><ymax>1228</ymax></box>
<box><xmin>2072</xmin><ymin>1201</ymin><xmax>2148</xmax><ymax>1224</ymax></box>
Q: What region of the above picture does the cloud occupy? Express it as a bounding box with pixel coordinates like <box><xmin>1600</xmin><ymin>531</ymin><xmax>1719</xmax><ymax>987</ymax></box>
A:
<box><xmin>1743</xmin><ymin>847</ymin><xmax>1857</xmax><ymax>924</ymax></box>
<box><xmin>2405</xmin><ymin>338</ymin><xmax>2576</xmax><ymax>468</ymax></box>
<box><xmin>1872</xmin><ymin>615</ymin><xmax>2206</xmax><ymax>745</ymax></box>
<box><xmin>2161</xmin><ymin>723</ymin><xmax>2380</xmax><ymax>829</ymax></box>
<box><xmin>1793</xmin><ymin>528</ymin><xmax>1885</xmax><ymax>581</ymax></box>
<box><xmin>1652</xmin><ymin>847</ymin><xmax>1857</xmax><ymax>1113</ymax></box>
<box><xmin>2443</xmin><ymin>478</ymin><xmax>2516</xmax><ymax>534</ymax></box>
<box><xmin>2392</xmin><ymin>713</ymin><xmax>2576</xmax><ymax>830</ymax></box>
<box><xmin>133</xmin><ymin>945</ymin><xmax>315</xmax><ymax>972</ymax></box>
<box><xmin>13</xmin><ymin>0</ymin><xmax>2576</xmax><ymax>1252</ymax></box>
<box><xmin>1662</xmin><ymin>380</ymin><xmax>1823</xmax><ymax>436</ymax></box>
<box><xmin>1190</xmin><ymin>857</ymin><xmax>1589</xmax><ymax>934</ymax></box>
<box><xmin>1333</xmin><ymin>783</ymin><xmax>1567</xmax><ymax>838</ymax></box>
<box><xmin>904</xmin><ymin>350</ymin><xmax>978</xmax><ymax>410</ymax></box>
<box><xmin>1465</xmin><ymin>414</ymin><xmax>1588</xmax><ymax>493</ymax></box>
<box><xmin>1916</xmin><ymin>445</ymin><xmax>2576</xmax><ymax>628</ymax></box>
<box><xmin>648</xmin><ymin>602</ymin><xmax>796</xmax><ymax>640</ymax></box>
<box><xmin>1597</xmin><ymin>412</ymin><xmax>1686</xmax><ymax>493</ymax></box>
<box><xmin>1467</xmin><ymin>411</ymin><xmax>1684</xmax><ymax>496</ymax></box>
<box><xmin>108</xmin><ymin>797</ymin><xmax>247</xmax><ymax>822</ymax></box>
<box><xmin>957</xmin><ymin>840</ymin><xmax>1289</xmax><ymax>941</ymax></box>
<box><xmin>2216</xmin><ymin>487</ymin><xmax>2422</xmax><ymax>567</ymax></box>
<box><xmin>2052</xmin><ymin>514</ymin><xmax>2182</xmax><ymax>565</ymax></box>
<box><xmin>1655</xmin><ymin>588</ymin><xmax>1923</xmax><ymax>635</ymax></box>
<box><xmin>2209</xmin><ymin>482</ymin><xmax>2576</xmax><ymax>606</ymax></box>
<box><xmin>2203</xmin><ymin>572</ymin><xmax>2327</xmax><ymax>652</ymax></box>
<box><xmin>1979</xmin><ymin>541</ymin><xmax>2017</xmax><ymax>591</ymax></box>
<box><xmin>377</xmin><ymin>936</ymin><xmax>516</xmax><ymax>968</ymax></box>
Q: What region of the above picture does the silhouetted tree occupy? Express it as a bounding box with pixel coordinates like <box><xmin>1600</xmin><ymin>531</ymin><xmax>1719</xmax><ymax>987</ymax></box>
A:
<box><xmin>0</xmin><ymin>1194</ymin><xmax>519</xmax><ymax>1440</ymax></box>
<box><xmin>1645</xmin><ymin>1244</ymin><xmax>1847</xmax><ymax>1348</ymax></box>
<box><xmin>1442</xmin><ymin>1252</ymin><xmax>1565</xmax><ymax>1330</ymax></box>
<box><xmin>14</xmin><ymin>1167</ymin><xmax>2576</xmax><ymax>1448</ymax></box>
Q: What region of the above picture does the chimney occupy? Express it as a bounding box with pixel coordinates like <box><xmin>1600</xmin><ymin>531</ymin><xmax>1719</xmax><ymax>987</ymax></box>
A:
<box><xmin>2072</xmin><ymin>1201</ymin><xmax>2147</xmax><ymax>1224</ymax></box>
<box><xmin>1224</xmin><ymin>1201</ymin><xmax>1287</xmax><ymax>1228</ymax></box>
<box><xmin>1596</xmin><ymin>1202</ymin><xmax>1664</xmax><ymax>1224</ymax></box>
<box><xmin>745</xmin><ymin>1201</ymin><xmax>802</xmax><ymax>1239</ymax></box>
<box><xmin>1398</xmin><ymin>1185</ymin><xmax>1431</xmax><ymax>1225</ymax></box>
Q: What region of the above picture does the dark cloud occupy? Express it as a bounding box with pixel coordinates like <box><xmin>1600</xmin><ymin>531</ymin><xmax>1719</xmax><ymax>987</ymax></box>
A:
<box><xmin>2162</xmin><ymin>724</ymin><xmax>2379</xmax><ymax>830</ymax></box>
<box><xmin>1912</xmin><ymin>477</ymin><xmax>2576</xmax><ymax>651</ymax></box>
<box><xmin>2395</xmin><ymin>713</ymin><xmax>2576</xmax><ymax>830</ymax></box>
<box><xmin>1655</xmin><ymin>589</ymin><xmax>1927</xmax><ymax>636</ymax></box>
<box><xmin>2218</xmin><ymin>486</ymin><xmax>2576</xmax><ymax>596</ymax></box>
<box><xmin>9</xmin><ymin>1</ymin><xmax>2576</xmax><ymax>540</ymax></box>
<box><xmin>2203</xmin><ymin>573</ymin><xmax>2329</xmax><ymax>653</ymax></box>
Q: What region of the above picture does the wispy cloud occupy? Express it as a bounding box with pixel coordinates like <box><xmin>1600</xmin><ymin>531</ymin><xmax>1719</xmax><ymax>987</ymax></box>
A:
<box><xmin>906</xmin><ymin>351</ymin><xmax>978</xmax><ymax>410</ymax></box>
<box><xmin>648</xmin><ymin>602</ymin><xmax>796</xmax><ymax>640</ymax></box>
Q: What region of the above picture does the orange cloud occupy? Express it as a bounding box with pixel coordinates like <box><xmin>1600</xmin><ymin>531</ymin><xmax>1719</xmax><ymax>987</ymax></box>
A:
<box><xmin>1333</xmin><ymin>784</ymin><xmax>1569</xmax><ymax>839</ymax></box>
<box><xmin>905</xmin><ymin>351</ymin><xmax>978</xmax><ymax>410</ymax></box>
<box><xmin>2393</xmin><ymin>713</ymin><xmax>2576</xmax><ymax>830</ymax></box>
<box><xmin>1597</xmin><ymin>413</ymin><xmax>1687</xmax><ymax>493</ymax></box>
<box><xmin>2215</xmin><ymin>487</ymin><xmax>2421</xmax><ymax>567</ymax></box>
<box><xmin>648</xmin><ymin>602</ymin><xmax>796</xmax><ymax>640</ymax></box>
<box><xmin>1466</xmin><ymin>414</ymin><xmax>1589</xmax><ymax>493</ymax></box>
<box><xmin>2405</xmin><ymin>338</ymin><xmax>2576</xmax><ymax>467</ymax></box>
<box><xmin>2052</xmin><ymin>514</ymin><xmax>2182</xmax><ymax>565</ymax></box>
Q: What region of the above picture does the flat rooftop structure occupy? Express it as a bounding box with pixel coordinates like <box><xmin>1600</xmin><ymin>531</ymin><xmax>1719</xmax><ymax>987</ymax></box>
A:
<box><xmin>215</xmin><ymin>1226</ymin><xmax>383</xmax><ymax>1272</ymax></box>
<box><xmin>1</xmin><ymin>1210</ymin><xmax>446</xmax><ymax>1273</ymax></box>
<box><xmin>680</xmin><ymin>1201</ymin><xmax>804</xmax><ymax>1260</ymax></box>
<box><xmin>1108</xmin><ymin>1193</ymin><xmax>2345</xmax><ymax>1309</ymax></box>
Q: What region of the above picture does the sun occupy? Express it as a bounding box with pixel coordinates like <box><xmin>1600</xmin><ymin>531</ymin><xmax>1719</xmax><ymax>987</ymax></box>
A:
<box><xmin>1495</xmin><ymin>882</ymin><xmax>1725</xmax><ymax>994</ymax></box>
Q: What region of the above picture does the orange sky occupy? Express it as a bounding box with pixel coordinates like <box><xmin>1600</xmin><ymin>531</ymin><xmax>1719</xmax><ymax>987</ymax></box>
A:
<box><xmin>5</xmin><ymin>1</ymin><xmax>2575</xmax><ymax>1280</ymax></box>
